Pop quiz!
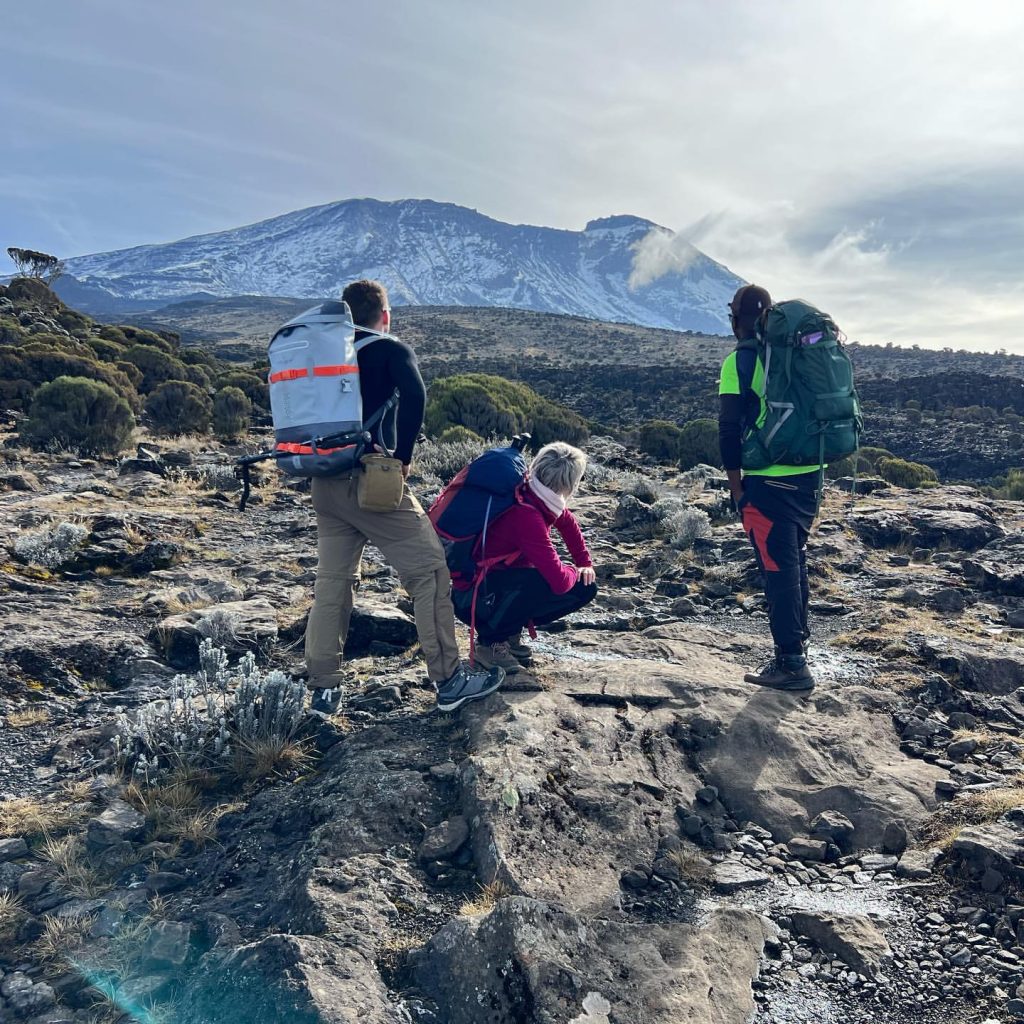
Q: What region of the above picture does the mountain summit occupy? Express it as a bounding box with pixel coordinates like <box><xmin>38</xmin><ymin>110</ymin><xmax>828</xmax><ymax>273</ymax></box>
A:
<box><xmin>60</xmin><ymin>198</ymin><xmax>743</xmax><ymax>332</ymax></box>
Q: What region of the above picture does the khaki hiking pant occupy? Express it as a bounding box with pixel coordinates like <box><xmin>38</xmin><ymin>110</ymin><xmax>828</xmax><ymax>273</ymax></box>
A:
<box><xmin>304</xmin><ymin>474</ymin><xmax>461</xmax><ymax>684</ymax></box>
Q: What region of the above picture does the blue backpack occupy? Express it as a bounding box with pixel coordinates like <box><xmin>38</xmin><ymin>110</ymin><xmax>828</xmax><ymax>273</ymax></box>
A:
<box><xmin>428</xmin><ymin>441</ymin><xmax>529</xmax><ymax>585</ymax></box>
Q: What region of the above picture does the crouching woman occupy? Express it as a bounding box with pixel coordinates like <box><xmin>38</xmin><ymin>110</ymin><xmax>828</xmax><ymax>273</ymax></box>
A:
<box><xmin>454</xmin><ymin>441</ymin><xmax>598</xmax><ymax>674</ymax></box>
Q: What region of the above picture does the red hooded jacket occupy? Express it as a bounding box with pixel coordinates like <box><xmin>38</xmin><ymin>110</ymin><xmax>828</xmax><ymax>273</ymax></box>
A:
<box><xmin>456</xmin><ymin>484</ymin><xmax>592</xmax><ymax>595</ymax></box>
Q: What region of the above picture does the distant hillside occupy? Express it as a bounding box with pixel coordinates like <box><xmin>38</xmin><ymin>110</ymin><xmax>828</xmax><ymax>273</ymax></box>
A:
<box><xmin>55</xmin><ymin>198</ymin><xmax>745</xmax><ymax>334</ymax></box>
<box><xmin>141</xmin><ymin>297</ymin><xmax>1024</xmax><ymax>482</ymax></box>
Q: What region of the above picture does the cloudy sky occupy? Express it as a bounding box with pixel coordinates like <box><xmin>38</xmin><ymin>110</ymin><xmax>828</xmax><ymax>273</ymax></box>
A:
<box><xmin>2</xmin><ymin>0</ymin><xmax>1023</xmax><ymax>351</ymax></box>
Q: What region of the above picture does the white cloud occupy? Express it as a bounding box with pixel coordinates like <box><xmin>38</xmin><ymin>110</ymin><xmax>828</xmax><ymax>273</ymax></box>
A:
<box><xmin>3</xmin><ymin>0</ymin><xmax>1024</xmax><ymax>350</ymax></box>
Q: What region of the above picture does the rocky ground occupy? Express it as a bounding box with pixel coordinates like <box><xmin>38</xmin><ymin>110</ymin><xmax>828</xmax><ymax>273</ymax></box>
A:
<box><xmin>0</xmin><ymin>435</ymin><xmax>1022</xmax><ymax>1024</ymax></box>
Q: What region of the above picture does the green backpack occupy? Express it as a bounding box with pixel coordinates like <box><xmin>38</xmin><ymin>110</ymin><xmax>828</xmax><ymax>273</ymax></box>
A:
<box><xmin>739</xmin><ymin>299</ymin><xmax>862</xmax><ymax>471</ymax></box>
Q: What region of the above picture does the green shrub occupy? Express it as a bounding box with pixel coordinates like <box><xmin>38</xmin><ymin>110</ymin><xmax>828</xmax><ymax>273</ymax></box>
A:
<box><xmin>145</xmin><ymin>380</ymin><xmax>212</xmax><ymax>436</ymax></box>
<box><xmin>21</xmin><ymin>334</ymin><xmax>95</xmax><ymax>359</ymax></box>
<box><xmin>825</xmin><ymin>453</ymin><xmax>874</xmax><ymax>479</ymax></box>
<box><xmin>54</xmin><ymin>309</ymin><xmax>92</xmax><ymax>336</ymax></box>
<box><xmin>19</xmin><ymin>376</ymin><xmax>135</xmax><ymax>456</ymax></box>
<box><xmin>212</xmin><ymin>386</ymin><xmax>252</xmax><ymax>440</ymax></box>
<box><xmin>217</xmin><ymin>370</ymin><xmax>270</xmax><ymax>411</ymax></box>
<box><xmin>12</xmin><ymin>348</ymin><xmax>139</xmax><ymax>410</ymax></box>
<box><xmin>677</xmin><ymin>418</ymin><xmax>720</xmax><ymax>470</ymax></box>
<box><xmin>86</xmin><ymin>336</ymin><xmax>127</xmax><ymax>362</ymax></box>
<box><xmin>184</xmin><ymin>363</ymin><xmax>214</xmax><ymax>389</ymax></box>
<box><xmin>636</xmin><ymin>420</ymin><xmax>683</xmax><ymax>463</ymax></box>
<box><xmin>98</xmin><ymin>324</ymin><xmax>128</xmax><ymax>345</ymax></box>
<box><xmin>877</xmin><ymin>457</ymin><xmax>938</xmax><ymax>489</ymax></box>
<box><xmin>181</xmin><ymin>348</ymin><xmax>220</xmax><ymax>370</ymax></box>
<box><xmin>989</xmin><ymin>468</ymin><xmax>1024</xmax><ymax>500</ymax></box>
<box><xmin>115</xmin><ymin>360</ymin><xmax>144</xmax><ymax>389</ymax></box>
<box><xmin>425</xmin><ymin>373</ymin><xmax>588</xmax><ymax>448</ymax></box>
<box><xmin>437</xmin><ymin>425</ymin><xmax>482</xmax><ymax>444</ymax></box>
<box><xmin>0</xmin><ymin>316</ymin><xmax>30</xmax><ymax>345</ymax></box>
<box><xmin>124</xmin><ymin>343</ymin><xmax>189</xmax><ymax>392</ymax></box>
<box><xmin>852</xmin><ymin>446</ymin><xmax>895</xmax><ymax>472</ymax></box>
<box><xmin>120</xmin><ymin>325</ymin><xmax>178</xmax><ymax>353</ymax></box>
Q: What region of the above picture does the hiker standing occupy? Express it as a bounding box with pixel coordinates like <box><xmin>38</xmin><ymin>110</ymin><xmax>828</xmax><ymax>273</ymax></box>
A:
<box><xmin>719</xmin><ymin>285</ymin><xmax>817</xmax><ymax>691</ymax></box>
<box><xmin>449</xmin><ymin>442</ymin><xmax>598</xmax><ymax>674</ymax></box>
<box><xmin>301</xmin><ymin>280</ymin><xmax>503</xmax><ymax>715</ymax></box>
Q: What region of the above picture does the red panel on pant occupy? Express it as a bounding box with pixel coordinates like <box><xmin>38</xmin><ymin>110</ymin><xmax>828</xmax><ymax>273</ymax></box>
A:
<box><xmin>742</xmin><ymin>504</ymin><xmax>780</xmax><ymax>572</ymax></box>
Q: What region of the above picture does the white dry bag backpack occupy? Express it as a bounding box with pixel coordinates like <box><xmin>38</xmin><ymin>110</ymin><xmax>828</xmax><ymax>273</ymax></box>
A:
<box><xmin>267</xmin><ymin>300</ymin><xmax>397</xmax><ymax>477</ymax></box>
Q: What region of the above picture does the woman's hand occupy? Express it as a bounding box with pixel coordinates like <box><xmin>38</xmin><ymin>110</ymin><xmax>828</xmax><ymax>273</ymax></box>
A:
<box><xmin>578</xmin><ymin>566</ymin><xmax>596</xmax><ymax>586</ymax></box>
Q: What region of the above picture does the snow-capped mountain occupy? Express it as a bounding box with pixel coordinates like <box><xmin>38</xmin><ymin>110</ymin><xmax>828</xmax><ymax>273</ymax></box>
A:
<box><xmin>60</xmin><ymin>198</ymin><xmax>743</xmax><ymax>332</ymax></box>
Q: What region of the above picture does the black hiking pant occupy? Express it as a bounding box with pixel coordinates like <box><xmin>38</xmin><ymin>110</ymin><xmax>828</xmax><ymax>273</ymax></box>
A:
<box><xmin>454</xmin><ymin>568</ymin><xmax>597</xmax><ymax>645</ymax></box>
<box><xmin>738</xmin><ymin>473</ymin><xmax>818</xmax><ymax>657</ymax></box>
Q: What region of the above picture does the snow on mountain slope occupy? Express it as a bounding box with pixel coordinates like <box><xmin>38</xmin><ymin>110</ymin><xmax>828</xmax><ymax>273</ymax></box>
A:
<box><xmin>62</xmin><ymin>199</ymin><xmax>744</xmax><ymax>332</ymax></box>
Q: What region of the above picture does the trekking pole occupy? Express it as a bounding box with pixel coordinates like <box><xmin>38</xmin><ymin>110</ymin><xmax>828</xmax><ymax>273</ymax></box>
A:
<box><xmin>235</xmin><ymin>449</ymin><xmax>279</xmax><ymax>512</ymax></box>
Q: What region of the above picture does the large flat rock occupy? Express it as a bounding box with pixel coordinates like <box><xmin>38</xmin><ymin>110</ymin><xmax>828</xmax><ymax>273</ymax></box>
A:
<box><xmin>463</xmin><ymin>630</ymin><xmax>943</xmax><ymax>886</ymax></box>
<box><xmin>417</xmin><ymin>897</ymin><xmax>775</xmax><ymax>1024</ymax></box>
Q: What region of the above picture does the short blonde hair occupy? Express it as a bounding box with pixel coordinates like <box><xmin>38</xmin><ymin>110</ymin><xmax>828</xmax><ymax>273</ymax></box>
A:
<box><xmin>530</xmin><ymin>442</ymin><xmax>587</xmax><ymax>497</ymax></box>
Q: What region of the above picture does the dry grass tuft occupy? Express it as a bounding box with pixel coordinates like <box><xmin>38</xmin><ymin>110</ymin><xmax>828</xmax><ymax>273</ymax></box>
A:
<box><xmin>230</xmin><ymin>736</ymin><xmax>313</xmax><ymax>781</ymax></box>
<box><xmin>60</xmin><ymin>779</ymin><xmax>95</xmax><ymax>804</ymax></box>
<box><xmin>0</xmin><ymin>796</ymin><xmax>85</xmax><ymax>838</ymax></box>
<box><xmin>5</xmin><ymin>706</ymin><xmax>50</xmax><ymax>728</ymax></box>
<box><xmin>0</xmin><ymin>892</ymin><xmax>28</xmax><ymax>944</ymax></box>
<box><xmin>952</xmin><ymin>727</ymin><xmax>1017</xmax><ymax>750</ymax></box>
<box><xmin>459</xmin><ymin>879</ymin><xmax>513</xmax><ymax>916</ymax></box>
<box><xmin>667</xmin><ymin>845</ymin><xmax>714</xmax><ymax>882</ymax></box>
<box><xmin>920</xmin><ymin>774</ymin><xmax>1024</xmax><ymax>849</ymax></box>
<box><xmin>969</xmin><ymin>780</ymin><xmax>1024</xmax><ymax>818</ymax></box>
<box><xmin>37</xmin><ymin>834</ymin><xmax>107</xmax><ymax>898</ymax></box>
<box><xmin>122</xmin><ymin>779</ymin><xmax>240</xmax><ymax>846</ymax></box>
<box><xmin>35</xmin><ymin>912</ymin><xmax>92</xmax><ymax>965</ymax></box>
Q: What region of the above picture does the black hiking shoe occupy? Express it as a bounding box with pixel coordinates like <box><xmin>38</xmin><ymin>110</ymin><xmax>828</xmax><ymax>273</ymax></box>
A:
<box><xmin>744</xmin><ymin>655</ymin><xmax>815</xmax><ymax>692</ymax></box>
<box><xmin>309</xmin><ymin>687</ymin><xmax>343</xmax><ymax>720</ymax></box>
<box><xmin>436</xmin><ymin>663</ymin><xmax>505</xmax><ymax>712</ymax></box>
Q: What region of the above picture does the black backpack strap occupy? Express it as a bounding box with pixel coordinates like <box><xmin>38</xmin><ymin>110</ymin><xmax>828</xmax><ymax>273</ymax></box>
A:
<box><xmin>735</xmin><ymin>343</ymin><xmax>757</xmax><ymax>394</ymax></box>
<box><xmin>313</xmin><ymin>388</ymin><xmax>400</xmax><ymax>453</ymax></box>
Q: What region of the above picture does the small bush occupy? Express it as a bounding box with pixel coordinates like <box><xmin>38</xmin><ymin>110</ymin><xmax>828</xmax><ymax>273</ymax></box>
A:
<box><xmin>618</xmin><ymin>472</ymin><xmax>659</xmax><ymax>504</ymax></box>
<box><xmin>636</xmin><ymin>420</ymin><xmax>683</xmax><ymax>463</ymax></box>
<box><xmin>663</xmin><ymin>507</ymin><xmax>713</xmax><ymax>549</ymax></box>
<box><xmin>115</xmin><ymin>640</ymin><xmax>309</xmax><ymax>782</ymax></box>
<box><xmin>437</xmin><ymin>425</ymin><xmax>482</xmax><ymax>444</ymax></box>
<box><xmin>212</xmin><ymin>386</ymin><xmax>252</xmax><ymax>440</ymax></box>
<box><xmin>124</xmin><ymin>343</ymin><xmax>189</xmax><ymax>393</ymax></box>
<box><xmin>233</xmin><ymin>653</ymin><xmax>306</xmax><ymax>746</ymax></box>
<box><xmin>216</xmin><ymin>370</ymin><xmax>270</xmax><ymax>411</ymax></box>
<box><xmin>86</xmin><ymin>337</ymin><xmax>127</xmax><ymax>362</ymax></box>
<box><xmin>425</xmin><ymin>373</ymin><xmax>588</xmax><ymax>448</ymax></box>
<box><xmin>877</xmin><ymin>456</ymin><xmax>938</xmax><ymax>489</ymax></box>
<box><xmin>19</xmin><ymin>376</ymin><xmax>136</xmax><ymax>456</ymax></box>
<box><xmin>115</xmin><ymin>639</ymin><xmax>233</xmax><ymax>779</ymax></box>
<box><xmin>415</xmin><ymin>436</ymin><xmax>492</xmax><ymax>485</ymax></box>
<box><xmin>989</xmin><ymin>468</ymin><xmax>1024</xmax><ymax>500</ymax></box>
<box><xmin>145</xmin><ymin>380</ymin><xmax>212</xmax><ymax>436</ymax></box>
<box><xmin>12</xmin><ymin>521</ymin><xmax>87</xmax><ymax>569</ymax></box>
<box><xmin>677</xmin><ymin>419</ymin><xmax>720</xmax><ymax>471</ymax></box>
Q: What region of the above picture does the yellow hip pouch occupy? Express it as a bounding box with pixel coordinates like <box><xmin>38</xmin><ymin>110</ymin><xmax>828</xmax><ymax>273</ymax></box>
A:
<box><xmin>357</xmin><ymin>454</ymin><xmax>405</xmax><ymax>511</ymax></box>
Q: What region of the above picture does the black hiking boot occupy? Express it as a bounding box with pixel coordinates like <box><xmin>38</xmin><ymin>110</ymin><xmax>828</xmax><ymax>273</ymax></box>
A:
<box><xmin>436</xmin><ymin>663</ymin><xmax>505</xmax><ymax>712</ymax></box>
<box><xmin>744</xmin><ymin>654</ymin><xmax>815</xmax><ymax>692</ymax></box>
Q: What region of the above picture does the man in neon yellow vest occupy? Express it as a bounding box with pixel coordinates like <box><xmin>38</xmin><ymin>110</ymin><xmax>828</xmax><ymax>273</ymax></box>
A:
<box><xmin>718</xmin><ymin>284</ymin><xmax>817</xmax><ymax>692</ymax></box>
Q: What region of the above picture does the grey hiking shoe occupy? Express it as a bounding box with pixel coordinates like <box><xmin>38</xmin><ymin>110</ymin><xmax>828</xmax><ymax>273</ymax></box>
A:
<box><xmin>743</xmin><ymin>655</ymin><xmax>815</xmax><ymax>692</ymax></box>
<box><xmin>309</xmin><ymin>687</ymin><xmax>343</xmax><ymax>719</ymax></box>
<box><xmin>474</xmin><ymin>641</ymin><xmax>521</xmax><ymax>675</ymax></box>
<box><xmin>436</xmin><ymin>663</ymin><xmax>505</xmax><ymax>712</ymax></box>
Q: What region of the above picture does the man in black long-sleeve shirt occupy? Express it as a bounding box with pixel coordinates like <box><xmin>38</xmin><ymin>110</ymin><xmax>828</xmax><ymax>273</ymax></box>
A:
<box><xmin>718</xmin><ymin>284</ymin><xmax>817</xmax><ymax>692</ymax></box>
<box><xmin>304</xmin><ymin>280</ymin><xmax>503</xmax><ymax>716</ymax></box>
